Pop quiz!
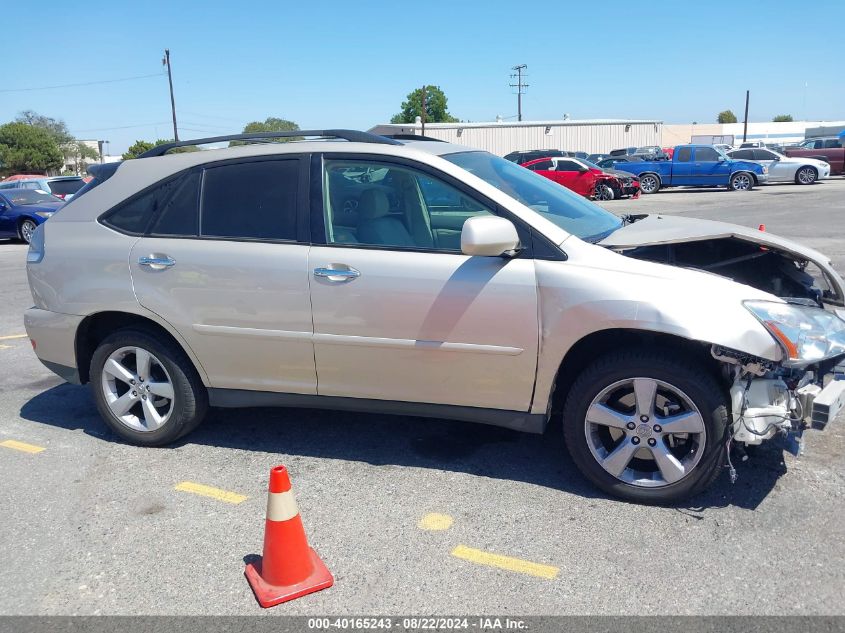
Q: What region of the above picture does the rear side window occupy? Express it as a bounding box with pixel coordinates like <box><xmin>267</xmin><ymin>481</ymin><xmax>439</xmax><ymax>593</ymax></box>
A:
<box><xmin>731</xmin><ymin>149</ymin><xmax>753</xmax><ymax>159</ymax></box>
<box><xmin>48</xmin><ymin>179</ymin><xmax>84</xmax><ymax>196</ymax></box>
<box><xmin>824</xmin><ymin>139</ymin><xmax>842</xmax><ymax>148</ymax></box>
<box><xmin>200</xmin><ymin>160</ymin><xmax>298</xmax><ymax>241</ymax></box>
<box><xmin>528</xmin><ymin>160</ymin><xmax>553</xmax><ymax>171</ymax></box>
<box><xmin>676</xmin><ymin>147</ymin><xmax>692</xmax><ymax>162</ymax></box>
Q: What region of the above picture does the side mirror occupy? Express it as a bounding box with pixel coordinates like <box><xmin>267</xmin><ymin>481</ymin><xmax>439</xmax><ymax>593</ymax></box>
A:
<box><xmin>717</xmin><ymin>156</ymin><xmax>726</xmax><ymax>161</ymax></box>
<box><xmin>461</xmin><ymin>216</ymin><xmax>520</xmax><ymax>257</ymax></box>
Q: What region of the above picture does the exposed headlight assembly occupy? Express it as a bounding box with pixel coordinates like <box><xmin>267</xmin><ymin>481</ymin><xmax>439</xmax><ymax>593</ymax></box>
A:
<box><xmin>745</xmin><ymin>300</ymin><xmax>845</xmax><ymax>364</ymax></box>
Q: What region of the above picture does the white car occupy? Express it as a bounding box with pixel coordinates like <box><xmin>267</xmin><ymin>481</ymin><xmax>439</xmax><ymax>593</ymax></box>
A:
<box><xmin>728</xmin><ymin>148</ymin><xmax>830</xmax><ymax>184</ymax></box>
<box><xmin>22</xmin><ymin>129</ymin><xmax>845</xmax><ymax>505</ymax></box>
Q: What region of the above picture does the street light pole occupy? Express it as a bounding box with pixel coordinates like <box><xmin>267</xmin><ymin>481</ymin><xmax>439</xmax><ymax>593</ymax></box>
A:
<box><xmin>163</xmin><ymin>49</ymin><xmax>179</xmax><ymax>141</ymax></box>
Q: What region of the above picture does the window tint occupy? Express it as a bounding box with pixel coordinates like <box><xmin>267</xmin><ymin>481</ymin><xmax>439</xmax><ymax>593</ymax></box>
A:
<box><xmin>730</xmin><ymin>149</ymin><xmax>753</xmax><ymax>160</ymax></box>
<box><xmin>48</xmin><ymin>179</ymin><xmax>84</xmax><ymax>196</ymax></box>
<box><xmin>694</xmin><ymin>147</ymin><xmax>720</xmax><ymax>162</ymax></box>
<box><xmin>103</xmin><ymin>188</ymin><xmax>157</xmax><ymax>234</ymax></box>
<box><xmin>556</xmin><ymin>160</ymin><xmax>581</xmax><ymax>171</ymax></box>
<box><xmin>676</xmin><ymin>147</ymin><xmax>692</xmax><ymax>162</ymax></box>
<box><xmin>200</xmin><ymin>160</ymin><xmax>298</xmax><ymax>240</ymax></box>
<box><xmin>824</xmin><ymin>139</ymin><xmax>842</xmax><ymax>148</ymax></box>
<box><xmin>148</xmin><ymin>171</ymin><xmax>200</xmax><ymax>236</ymax></box>
<box><xmin>323</xmin><ymin>160</ymin><xmax>494</xmax><ymax>251</ymax></box>
<box><xmin>528</xmin><ymin>160</ymin><xmax>553</xmax><ymax>171</ymax></box>
<box><xmin>754</xmin><ymin>150</ymin><xmax>776</xmax><ymax>160</ymax></box>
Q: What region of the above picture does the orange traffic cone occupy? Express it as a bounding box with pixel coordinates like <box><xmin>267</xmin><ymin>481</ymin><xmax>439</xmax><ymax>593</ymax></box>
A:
<box><xmin>244</xmin><ymin>465</ymin><xmax>334</xmax><ymax>607</ymax></box>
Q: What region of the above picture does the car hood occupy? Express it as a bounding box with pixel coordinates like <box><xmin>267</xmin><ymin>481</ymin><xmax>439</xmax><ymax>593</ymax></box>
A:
<box><xmin>604</xmin><ymin>169</ymin><xmax>635</xmax><ymax>180</ymax></box>
<box><xmin>598</xmin><ymin>214</ymin><xmax>845</xmax><ymax>305</ymax></box>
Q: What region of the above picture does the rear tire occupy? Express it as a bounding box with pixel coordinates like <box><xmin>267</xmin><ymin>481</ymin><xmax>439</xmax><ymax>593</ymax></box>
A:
<box><xmin>90</xmin><ymin>328</ymin><xmax>208</xmax><ymax>446</ymax></box>
<box><xmin>638</xmin><ymin>174</ymin><xmax>660</xmax><ymax>194</ymax></box>
<box><xmin>795</xmin><ymin>166</ymin><xmax>817</xmax><ymax>185</ymax></box>
<box><xmin>562</xmin><ymin>349</ymin><xmax>728</xmax><ymax>505</ymax></box>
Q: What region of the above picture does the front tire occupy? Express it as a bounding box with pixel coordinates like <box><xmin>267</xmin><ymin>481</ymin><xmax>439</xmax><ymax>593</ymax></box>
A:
<box><xmin>795</xmin><ymin>166</ymin><xmax>817</xmax><ymax>185</ymax></box>
<box><xmin>19</xmin><ymin>219</ymin><xmax>37</xmax><ymax>244</ymax></box>
<box><xmin>729</xmin><ymin>172</ymin><xmax>754</xmax><ymax>191</ymax></box>
<box><xmin>562</xmin><ymin>350</ymin><xmax>728</xmax><ymax>505</ymax></box>
<box><xmin>90</xmin><ymin>328</ymin><xmax>208</xmax><ymax>446</ymax></box>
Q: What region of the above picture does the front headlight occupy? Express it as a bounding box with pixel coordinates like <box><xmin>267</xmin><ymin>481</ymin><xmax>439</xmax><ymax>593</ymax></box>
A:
<box><xmin>35</xmin><ymin>211</ymin><xmax>53</xmax><ymax>218</ymax></box>
<box><xmin>762</xmin><ymin>166</ymin><xmax>769</xmax><ymax>174</ymax></box>
<box><xmin>745</xmin><ymin>300</ymin><xmax>845</xmax><ymax>363</ymax></box>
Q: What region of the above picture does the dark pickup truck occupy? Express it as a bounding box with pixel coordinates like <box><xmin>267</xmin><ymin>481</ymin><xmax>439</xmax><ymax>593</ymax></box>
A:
<box><xmin>783</xmin><ymin>137</ymin><xmax>844</xmax><ymax>175</ymax></box>
<box><xmin>612</xmin><ymin>144</ymin><xmax>768</xmax><ymax>194</ymax></box>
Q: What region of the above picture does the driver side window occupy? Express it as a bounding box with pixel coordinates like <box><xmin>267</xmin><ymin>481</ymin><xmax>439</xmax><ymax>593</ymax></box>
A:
<box><xmin>322</xmin><ymin>160</ymin><xmax>494</xmax><ymax>252</ymax></box>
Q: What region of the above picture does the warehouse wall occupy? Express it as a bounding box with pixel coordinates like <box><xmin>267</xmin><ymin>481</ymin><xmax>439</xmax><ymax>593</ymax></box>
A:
<box><xmin>370</xmin><ymin>121</ymin><xmax>662</xmax><ymax>156</ymax></box>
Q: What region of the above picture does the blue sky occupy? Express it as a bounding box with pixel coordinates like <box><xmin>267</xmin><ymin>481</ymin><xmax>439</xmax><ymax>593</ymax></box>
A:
<box><xmin>4</xmin><ymin>0</ymin><xmax>843</xmax><ymax>153</ymax></box>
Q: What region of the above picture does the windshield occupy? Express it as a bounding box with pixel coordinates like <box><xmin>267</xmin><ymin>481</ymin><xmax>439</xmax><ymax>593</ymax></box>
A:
<box><xmin>4</xmin><ymin>190</ymin><xmax>58</xmax><ymax>205</ymax></box>
<box><xmin>444</xmin><ymin>151</ymin><xmax>623</xmax><ymax>242</ymax></box>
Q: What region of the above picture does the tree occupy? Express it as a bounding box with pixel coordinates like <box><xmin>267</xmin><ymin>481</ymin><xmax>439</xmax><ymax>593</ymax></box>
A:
<box><xmin>0</xmin><ymin>122</ymin><xmax>63</xmax><ymax>176</ymax></box>
<box><xmin>16</xmin><ymin>110</ymin><xmax>73</xmax><ymax>145</ymax></box>
<box><xmin>717</xmin><ymin>110</ymin><xmax>738</xmax><ymax>124</ymax></box>
<box><xmin>230</xmin><ymin>117</ymin><xmax>300</xmax><ymax>146</ymax></box>
<box><xmin>122</xmin><ymin>139</ymin><xmax>170</xmax><ymax>160</ymax></box>
<box><xmin>66</xmin><ymin>141</ymin><xmax>100</xmax><ymax>175</ymax></box>
<box><xmin>773</xmin><ymin>114</ymin><xmax>793</xmax><ymax>122</ymax></box>
<box><xmin>391</xmin><ymin>86</ymin><xmax>459</xmax><ymax>124</ymax></box>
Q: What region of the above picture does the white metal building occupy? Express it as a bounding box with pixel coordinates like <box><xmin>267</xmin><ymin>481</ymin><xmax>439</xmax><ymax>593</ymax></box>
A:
<box><xmin>369</xmin><ymin>119</ymin><xmax>663</xmax><ymax>156</ymax></box>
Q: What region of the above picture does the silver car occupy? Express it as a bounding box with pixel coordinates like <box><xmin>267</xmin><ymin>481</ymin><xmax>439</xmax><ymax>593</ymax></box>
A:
<box><xmin>23</xmin><ymin>130</ymin><xmax>845</xmax><ymax>504</ymax></box>
<box><xmin>728</xmin><ymin>148</ymin><xmax>831</xmax><ymax>184</ymax></box>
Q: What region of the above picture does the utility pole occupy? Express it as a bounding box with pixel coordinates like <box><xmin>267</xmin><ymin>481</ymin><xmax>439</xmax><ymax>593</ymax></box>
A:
<box><xmin>163</xmin><ymin>49</ymin><xmax>179</xmax><ymax>141</ymax></box>
<box><xmin>420</xmin><ymin>85</ymin><xmax>426</xmax><ymax>137</ymax></box>
<box><xmin>742</xmin><ymin>90</ymin><xmax>750</xmax><ymax>142</ymax></box>
<box><xmin>509</xmin><ymin>64</ymin><xmax>528</xmax><ymax>121</ymax></box>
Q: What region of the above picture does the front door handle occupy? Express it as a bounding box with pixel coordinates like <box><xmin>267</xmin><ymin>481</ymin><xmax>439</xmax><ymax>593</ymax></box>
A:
<box><xmin>314</xmin><ymin>266</ymin><xmax>360</xmax><ymax>281</ymax></box>
<box><xmin>139</xmin><ymin>255</ymin><xmax>176</xmax><ymax>270</ymax></box>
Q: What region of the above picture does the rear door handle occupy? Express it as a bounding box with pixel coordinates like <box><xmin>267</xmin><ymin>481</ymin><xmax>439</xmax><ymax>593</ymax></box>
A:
<box><xmin>139</xmin><ymin>255</ymin><xmax>176</xmax><ymax>270</ymax></box>
<box><xmin>314</xmin><ymin>266</ymin><xmax>360</xmax><ymax>281</ymax></box>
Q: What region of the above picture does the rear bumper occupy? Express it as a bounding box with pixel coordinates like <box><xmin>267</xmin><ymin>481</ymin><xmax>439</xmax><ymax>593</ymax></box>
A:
<box><xmin>24</xmin><ymin>308</ymin><xmax>83</xmax><ymax>384</ymax></box>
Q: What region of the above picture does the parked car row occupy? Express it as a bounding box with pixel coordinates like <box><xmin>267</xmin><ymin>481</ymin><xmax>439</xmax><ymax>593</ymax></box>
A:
<box><xmin>0</xmin><ymin>175</ymin><xmax>85</xmax><ymax>200</ymax></box>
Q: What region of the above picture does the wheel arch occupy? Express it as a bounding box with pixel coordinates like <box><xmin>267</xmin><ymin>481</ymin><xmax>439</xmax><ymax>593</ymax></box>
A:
<box><xmin>17</xmin><ymin>215</ymin><xmax>39</xmax><ymax>236</ymax></box>
<box><xmin>639</xmin><ymin>171</ymin><xmax>661</xmax><ymax>184</ymax></box>
<box><xmin>75</xmin><ymin>310</ymin><xmax>209</xmax><ymax>386</ymax></box>
<box><xmin>730</xmin><ymin>170</ymin><xmax>758</xmax><ymax>185</ymax></box>
<box><xmin>547</xmin><ymin>328</ymin><xmax>726</xmax><ymax>419</ymax></box>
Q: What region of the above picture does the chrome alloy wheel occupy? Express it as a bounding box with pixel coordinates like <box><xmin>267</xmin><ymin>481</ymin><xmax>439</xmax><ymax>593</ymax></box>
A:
<box><xmin>639</xmin><ymin>174</ymin><xmax>659</xmax><ymax>194</ymax></box>
<box><xmin>797</xmin><ymin>167</ymin><xmax>816</xmax><ymax>184</ymax></box>
<box><xmin>20</xmin><ymin>220</ymin><xmax>36</xmax><ymax>244</ymax></box>
<box><xmin>732</xmin><ymin>173</ymin><xmax>752</xmax><ymax>190</ymax></box>
<box><xmin>584</xmin><ymin>377</ymin><xmax>706</xmax><ymax>488</ymax></box>
<box><xmin>100</xmin><ymin>346</ymin><xmax>175</xmax><ymax>432</ymax></box>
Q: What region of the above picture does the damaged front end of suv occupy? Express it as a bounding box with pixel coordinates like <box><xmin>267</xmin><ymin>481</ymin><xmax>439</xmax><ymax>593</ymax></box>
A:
<box><xmin>601</xmin><ymin>214</ymin><xmax>845</xmax><ymax>467</ymax></box>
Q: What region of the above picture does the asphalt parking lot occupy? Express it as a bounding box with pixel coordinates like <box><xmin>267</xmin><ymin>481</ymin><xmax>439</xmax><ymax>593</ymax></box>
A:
<box><xmin>1</xmin><ymin>180</ymin><xmax>844</xmax><ymax>616</ymax></box>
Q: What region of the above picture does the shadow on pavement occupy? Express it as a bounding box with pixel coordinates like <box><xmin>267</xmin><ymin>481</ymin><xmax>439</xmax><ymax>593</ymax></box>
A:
<box><xmin>21</xmin><ymin>382</ymin><xmax>787</xmax><ymax>511</ymax></box>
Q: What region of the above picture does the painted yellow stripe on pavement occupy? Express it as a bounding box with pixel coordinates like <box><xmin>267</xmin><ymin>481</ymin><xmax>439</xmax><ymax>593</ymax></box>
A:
<box><xmin>451</xmin><ymin>544</ymin><xmax>559</xmax><ymax>580</ymax></box>
<box><xmin>174</xmin><ymin>481</ymin><xmax>248</xmax><ymax>504</ymax></box>
<box><xmin>0</xmin><ymin>439</ymin><xmax>46</xmax><ymax>454</ymax></box>
<box><xmin>0</xmin><ymin>334</ymin><xmax>27</xmax><ymax>341</ymax></box>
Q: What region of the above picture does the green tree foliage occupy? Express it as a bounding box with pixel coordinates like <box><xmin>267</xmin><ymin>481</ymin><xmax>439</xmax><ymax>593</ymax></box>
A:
<box><xmin>230</xmin><ymin>118</ymin><xmax>300</xmax><ymax>146</ymax></box>
<box><xmin>717</xmin><ymin>110</ymin><xmax>738</xmax><ymax>124</ymax></box>
<box><xmin>772</xmin><ymin>114</ymin><xmax>793</xmax><ymax>122</ymax></box>
<box><xmin>0</xmin><ymin>122</ymin><xmax>63</xmax><ymax>175</ymax></box>
<box><xmin>391</xmin><ymin>86</ymin><xmax>459</xmax><ymax>124</ymax></box>
<box><xmin>16</xmin><ymin>110</ymin><xmax>74</xmax><ymax>145</ymax></box>
<box><xmin>122</xmin><ymin>139</ymin><xmax>170</xmax><ymax>160</ymax></box>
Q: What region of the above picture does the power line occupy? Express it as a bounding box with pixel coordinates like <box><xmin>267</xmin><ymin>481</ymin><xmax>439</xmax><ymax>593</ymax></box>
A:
<box><xmin>71</xmin><ymin>122</ymin><xmax>172</xmax><ymax>133</ymax></box>
<box><xmin>0</xmin><ymin>73</ymin><xmax>165</xmax><ymax>93</ymax></box>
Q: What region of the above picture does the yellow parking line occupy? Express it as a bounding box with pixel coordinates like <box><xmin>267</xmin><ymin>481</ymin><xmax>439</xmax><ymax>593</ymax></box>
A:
<box><xmin>0</xmin><ymin>334</ymin><xmax>27</xmax><ymax>341</ymax></box>
<box><xmin>451</xmin><ymin>544</ymin><xmax>559</xmax><ymax>580</ymax></box>
<box><xmin>174</xmin><ymin>481</ymin><xmax>248</xmax><ymax>504</ymax></box>
<box><xmin>0</xmin><ymin>439</ymin><xmax>46</xmax><ymax>454</ymax></box>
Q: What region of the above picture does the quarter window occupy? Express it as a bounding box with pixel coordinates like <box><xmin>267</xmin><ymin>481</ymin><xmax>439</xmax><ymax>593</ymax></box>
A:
<box><xmin>200</xmin><ymin>160</ymin><xmax>298</xmax><ymax>240</ymax></box>
<box><xmin>148</xmin><ymin>171</ymin><xmax>200</xmax><ymax>236</ymax></box>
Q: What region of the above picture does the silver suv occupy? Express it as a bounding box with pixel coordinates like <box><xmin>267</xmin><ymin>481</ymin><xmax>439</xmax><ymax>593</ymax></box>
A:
<box><xmin>23</xmin><ymin>130</ymin><xmax>845</xmax><ymax>504</ymax></box>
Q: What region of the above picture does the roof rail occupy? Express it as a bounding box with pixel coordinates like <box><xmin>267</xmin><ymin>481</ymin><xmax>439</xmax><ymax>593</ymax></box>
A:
<box><xmin>138</xmin><ymin>129</ymin><xmax>401</xmax><ymax>158</ymax></box>
<box><xmin>382</xmin><ymin>134</ymin><xmax>446</xmax><ymax>143</ymax></box>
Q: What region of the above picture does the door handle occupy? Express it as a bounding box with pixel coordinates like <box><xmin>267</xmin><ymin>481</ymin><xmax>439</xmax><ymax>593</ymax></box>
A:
<box><xmin>139</xmin><ymin>255</ymin><xmax>176</xmax><ymax>269</ymax></box>
<box><xmin>314</xmin><ymin>266</ymin><xmax>360</xmax><ymax>280</ymax></box>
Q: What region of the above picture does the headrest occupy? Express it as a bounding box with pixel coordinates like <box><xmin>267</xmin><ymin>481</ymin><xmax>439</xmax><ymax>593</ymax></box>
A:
<box><xmin>357</xmin><ymin>188</ymin><xmax>390</xmax><ymax>221</ymax></box>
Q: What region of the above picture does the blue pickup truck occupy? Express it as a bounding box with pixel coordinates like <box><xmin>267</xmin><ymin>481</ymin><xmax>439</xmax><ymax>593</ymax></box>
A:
<box><xmin>613</xmin><ymin>144</ymin><xmax>768</xmax><ymax>194</ymax></box>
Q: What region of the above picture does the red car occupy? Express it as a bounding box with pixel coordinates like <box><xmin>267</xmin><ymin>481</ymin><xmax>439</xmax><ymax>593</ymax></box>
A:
<box><xmin>522</xmin><ymin>156</ymin><xmax>624</xmax><ymax>200</ymax></box>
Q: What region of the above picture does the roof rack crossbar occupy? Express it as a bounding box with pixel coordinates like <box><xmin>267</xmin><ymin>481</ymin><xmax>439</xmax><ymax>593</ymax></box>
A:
<box><xmin>138</xmin><ymin>129</ymin><xmax>401</xmax><ymax>158</ymax></box>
